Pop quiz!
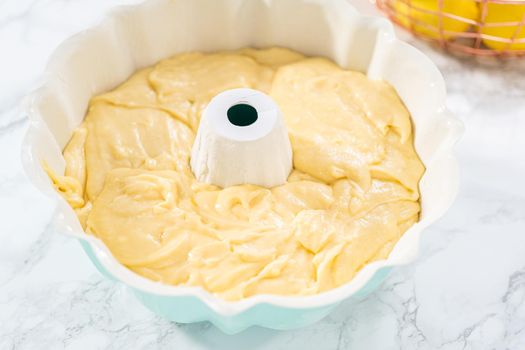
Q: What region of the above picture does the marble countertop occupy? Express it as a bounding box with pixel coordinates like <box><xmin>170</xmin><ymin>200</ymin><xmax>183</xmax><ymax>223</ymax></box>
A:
<box><xmin>1</xmin><ymin>0</ymin><xmax>524</xmax><ymax>349</ymax></box>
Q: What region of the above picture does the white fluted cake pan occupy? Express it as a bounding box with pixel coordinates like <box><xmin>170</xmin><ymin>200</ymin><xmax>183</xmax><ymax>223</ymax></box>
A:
<box><xmin>21</xmin><ymin>0</ymin><xmax>463</xmax><ymax>334</ymax></box>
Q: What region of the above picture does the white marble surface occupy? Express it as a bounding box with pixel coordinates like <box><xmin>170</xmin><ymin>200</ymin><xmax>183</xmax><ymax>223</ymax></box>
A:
<box><xmin>1</xmin><ymin>0</ymin><xmax>524</xmax><ymax>349</ymax></box>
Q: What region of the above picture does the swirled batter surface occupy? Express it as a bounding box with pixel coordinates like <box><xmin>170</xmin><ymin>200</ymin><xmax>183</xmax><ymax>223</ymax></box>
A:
<box><xmin>49</xmin><ymin>48</ymin><xmax>425</xmax><ymax>301</ymax></box>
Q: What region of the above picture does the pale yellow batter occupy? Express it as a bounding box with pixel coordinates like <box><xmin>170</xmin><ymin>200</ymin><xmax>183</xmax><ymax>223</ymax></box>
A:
<box><xmin>48</xmin><ymin>48</ymin><xmax>425</xmax><ymax>301</ymax></box>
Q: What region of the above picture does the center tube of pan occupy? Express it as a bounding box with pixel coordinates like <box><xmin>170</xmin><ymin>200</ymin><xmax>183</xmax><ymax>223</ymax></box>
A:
<box><xmin>190</xmin><ymin>88</ymin><xmax>293</xmax><ymax>188</ymax></box>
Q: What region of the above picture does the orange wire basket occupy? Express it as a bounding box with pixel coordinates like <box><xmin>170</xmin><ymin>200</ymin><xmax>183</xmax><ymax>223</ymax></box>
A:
<box><xmin>377</xmin><ymin>0</ymin><xmax>525</xmax><ymax>58</ymax></box>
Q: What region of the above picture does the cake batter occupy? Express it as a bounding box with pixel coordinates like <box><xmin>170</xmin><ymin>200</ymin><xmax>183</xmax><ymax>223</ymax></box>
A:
<box><xmin>48</xmin><ymin>48</ymin><xmax>425</xmax><ymax>301</ymax></box>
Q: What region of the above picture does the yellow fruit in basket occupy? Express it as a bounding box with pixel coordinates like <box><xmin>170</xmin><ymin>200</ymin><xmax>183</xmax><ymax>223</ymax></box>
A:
<box><xmin>393</xmin><ymin>0</ymin><xmax>479</xmax><ymax>39</ymax></box>
<box><xmin>482</xmin><ymin>2</ymin><xmax>525</xmax><ymax>51</ymax></box>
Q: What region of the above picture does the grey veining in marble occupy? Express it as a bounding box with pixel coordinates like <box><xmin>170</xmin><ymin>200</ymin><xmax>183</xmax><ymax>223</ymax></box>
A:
<box><xmin>0</xmin><ymin>0</ymin><xmax>524</xmax><ymax>349</ymax></box>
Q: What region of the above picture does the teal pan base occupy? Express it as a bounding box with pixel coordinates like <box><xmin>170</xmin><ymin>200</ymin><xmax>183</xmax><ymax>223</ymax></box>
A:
<box><xmin>81</xmin><ymin>239</ymin><xmax>392</xmax><ymax>334</ymax></box>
